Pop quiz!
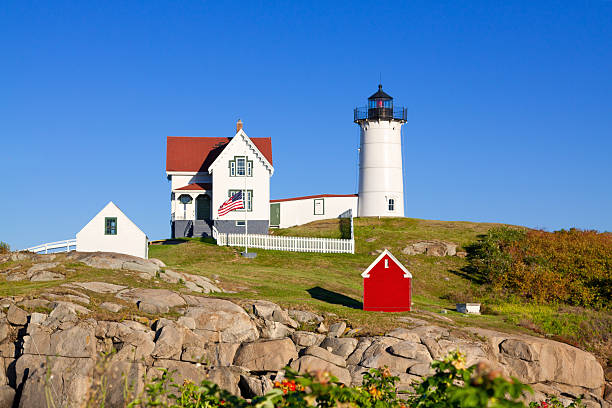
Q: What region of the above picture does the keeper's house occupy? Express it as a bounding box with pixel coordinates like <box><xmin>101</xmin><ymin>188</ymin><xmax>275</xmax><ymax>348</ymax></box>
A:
<box><xmin>166</xmin><ymin>121</ymin><xmax>273</xmax><ymax>238</ymax></box>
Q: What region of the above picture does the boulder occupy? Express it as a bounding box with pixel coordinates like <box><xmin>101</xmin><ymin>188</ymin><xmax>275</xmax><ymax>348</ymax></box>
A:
<box><xmin>26</xmin><ymin>262</ymin><xmax>59</xmax><ymax>278</ymax></box>
<box><xmin>0</xmin><ymin>322</ymin><xmax>9</xmax><ymax>344</ymax></box>
<box><xmin>152</xmin><ymin>325</ymin><xmax>184</xmax><ymax>359</ymax></box>
<box><xmin>207</xmin><ymin>366</ymin><xmax>245</xmax><ymax>396</ymax></box>
<box><xmin>49</xmin><ymin>323</ymin><xmax>97</xmax><ymax>358</ymax></box>
<box><xmin>77</xmin><ymin>252</ymin><xmax>160</xmax><ymax>275</ymax></box>
<box><xmin>291</xmin><ymin>331</ymin><xmax>325</xmax><ymax>348</ymax></box>
<box><xmin>304</xmin><ymin>346</ymin><xmax>347</xmax><ymax>367</ymax></box>
<box><xmin>239</xmin><ymin>374</ymin><xmax>273</xmax><ymax>398</ymax></box>
<box><xmin>100</xmin><ymin>302</ymin><xmax>123</xmax><ymax>313</ymax></box>
<box><xmin>288</xmin><ymin>309</ymin><xmax>323</xmax><ymax>323</ymax></box>
<box><xmin>328</xmin><ymin>322</ymin><xmax>347</xmax><ymax>338</ymax></box>
<box><xmin>319</xmin><ymin>337</ymin><xmax>358</xmax><ymax>359</ymax></box>
<box><xmin>251</xmin><ymin>300</ymin><xmax>281</xmax><ymax>319</ymax></box>
<box><xmin>409</xmin><ymin>362</ymin><xmax>435</xmax><ymax>376</ymax></box>
<box><xmin>151</xmin><ymin>359</ymin><xmax>209</xmax><ymax>385</ymax></box>
<box><xmin>290</xmin><ymin>355</ymin><xmax>351</xmax><ymax>385</ymax></box>
<box><xmin>181</xmin><ymin>343</ymin><xmax>240</xmax><ymax>366</ymax></box>
<box><xmin>16</xmin><ymin>355</ymin><xmax>96</xmax><ymax>408</ymax></box>
<box><xmin>49</xmin><ymin>301</ymin><xmax>90</xmax><ymax>315</ymax></box>
<box><xmin>149</xmin><ymin>258</ymin><xmax>166</xmax><ymax>268</ymax></box>
<box><xmin>30</xmin><ymin>271</ymin><xmax>65</xmax><ymax>281</ymax></box>
<box><xmin>7</xmin><ymin>304</ymin><xmax>27</xmax><ymax>326</ymax></box>
<box><xmin>473</xmin><ymin>328</ymin><xmax>605</xmax><ymax>391</ymax></box>
<box><xmin>113</xmin><ymin>330</ymin><xmax>155</xmax><ymax>363</ymax></box>
<box><xmin>402</xmin><ymin>240</ymin><xmax>457</xmax><ymax>256</ymax></box>
<box><xmin>0</xmin><ymin>385</ymin><xmax>14</xmax><ymax>408</ymax></box>
<box><xmin>386</xmin><ymin>328</ymin><xmax>421</xmax><ymax>343</ymax></box>
<box><xmin>183</xmin><ymin>273</ymin><xmax>221</xmax><ymax>293</ymax></box>
<box><xmin>159</xmin><ymin>269</ymin><xmax>183</xmax><ymax>284</ymax></box>
<box><xmin>74</xmin><ymin>281</ymin><xmax>127</xmax><ymax>294</ymax></box>
<box><xmin>259</xmin><ymin>320</ymin><xmax>293</xmax><ymax>339</ymax></box>
<box><xmin>6</xmin><ymin>272</ymin><xmax>26</xmax><ymax>281</ymax></box>
<box><xmin>233</xmin><ymin>338</ymin><xmax>297</xmax><ymax>371</ymax></box>
<box><xmin>184</xmin><ymin>298</ymin><xmax>258</xmax><ymax>343</ymax></box>
<box><xmin>103</xmin><ymin>361</ymin><xmax>146</xmax><ymax>407</ymax></box>
<box><xmin>389</xmin><ymin>341</ymin><xmax>432</xmax><ymax>362</ymax></box>
<box><xmin>346</xmin><ymin>337</ymin><xmax>374</xmax><ymax>365</ymax></box>
<box><xmin>177</xmin><ymin>316</ymin><xmax>196</xmax><ymax>330</ymax></box>
<box><xmin>116</xmin><ymin>288</ymin><xmax>186</xmax><ymax>314</ymax></box>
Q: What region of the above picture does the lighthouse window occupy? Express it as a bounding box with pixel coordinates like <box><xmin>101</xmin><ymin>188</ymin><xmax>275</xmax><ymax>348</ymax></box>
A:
<box><xmin>388</xmin><ymin>199</ymin><xmax>395</xmax><ymax>211</ymax></box>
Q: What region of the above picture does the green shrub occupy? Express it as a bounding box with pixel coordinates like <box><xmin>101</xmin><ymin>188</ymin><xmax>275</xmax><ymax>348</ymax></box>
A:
<box><xmin>0</xmin><ymin>242</ymin><xmax>9</xmax><ymax>254</ymax></box>
<box><xmin>467</xmin><ymin>227</ymin><xmax>612</xmax><ymax>309</ymax></box>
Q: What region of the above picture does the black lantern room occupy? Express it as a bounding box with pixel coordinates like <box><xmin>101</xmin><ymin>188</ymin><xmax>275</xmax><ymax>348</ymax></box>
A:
<box><xmin>354</xmin><ymin>84</ymin><xmax>407</xmax><ymax>123</ymax></box>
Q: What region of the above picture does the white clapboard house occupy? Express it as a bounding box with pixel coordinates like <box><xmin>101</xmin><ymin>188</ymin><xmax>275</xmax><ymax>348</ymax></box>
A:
<box><xmin>165</xmin><ymin>85</ymin><xmax>408</xmax><ymax>238</ymax></box>
<box><xmin>76</xmin><ymin>201</ymin><xmax>149</xmax><ymax>259</ymax></box>
<box><xmin>166</xmin><ymin>121</ymin><xmax>274</xmax><ymax>238</ymax></box>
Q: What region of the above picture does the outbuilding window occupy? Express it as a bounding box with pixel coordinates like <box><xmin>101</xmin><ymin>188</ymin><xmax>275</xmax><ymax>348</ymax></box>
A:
<box><xmin>105</xmin><ymin>217</ymin><xmax>117</xmax><ymax>235</ymax></box>
<box><xmin>388</xmin><ymin>199</ymin><xmax>395</xmax><ymax>211</ymax></box>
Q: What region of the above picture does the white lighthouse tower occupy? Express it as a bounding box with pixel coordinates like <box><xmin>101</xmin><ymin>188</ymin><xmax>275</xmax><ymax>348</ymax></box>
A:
<box><xmin>354</xmin><ymin>85</ymin><xmax>407</xmax><ymax>217</ymax></box>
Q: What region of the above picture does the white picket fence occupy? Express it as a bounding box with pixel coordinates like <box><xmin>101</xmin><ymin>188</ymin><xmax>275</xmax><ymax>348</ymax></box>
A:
<box><xmin>213</xmin><ymin>227</ymin><xmax>354</xmax><ymax>254</ymax></box>
<box><xmin>22</xmin><ymin>239</ymin><xmax>76</xmax><ymax>254</ymax></box>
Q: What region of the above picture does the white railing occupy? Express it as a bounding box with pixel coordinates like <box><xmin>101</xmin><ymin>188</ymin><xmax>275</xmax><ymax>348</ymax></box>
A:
<box><xmin>212</xmin><ymin>225</ymin><xmax>219</xmax><ymax>240</ymax></box>
<box><xmin>22</xmin><ymin>239</ymin><xmax>76</xmax><ymax>254</ymax></box>
<box><xmin>215</xmin><ymin>233</ymin><xmax>354</xmax><ymax>254</ymax></box>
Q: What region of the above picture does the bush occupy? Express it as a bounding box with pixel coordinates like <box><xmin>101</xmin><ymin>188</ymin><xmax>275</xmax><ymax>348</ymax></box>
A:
<box><xmin>0</xmin><ymin>242</ymin><xmax>9</xmax><ymax>254</ymax></box>
<box><xmin>467</xmin><ymin>227</ymin><xmax>612</xmax><ymax>309</ymax></box>
<box><xmin>125</xmin><ymin>352</ymin><xmax>583</xmax><ymax>408</ymax></box>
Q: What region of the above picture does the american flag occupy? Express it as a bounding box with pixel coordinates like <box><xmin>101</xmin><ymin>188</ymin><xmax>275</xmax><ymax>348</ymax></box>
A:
<box><xmin>218</xmin><ymin>191</ymin><xmax>244</xmax><ymax>216</ymax></box>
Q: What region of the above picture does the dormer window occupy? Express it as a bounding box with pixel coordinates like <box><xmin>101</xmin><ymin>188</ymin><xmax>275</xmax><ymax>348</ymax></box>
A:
<box><xmin>229</xmin><ymin>156</ymin><xmax>253</xmax><ymax>177</ymax></box>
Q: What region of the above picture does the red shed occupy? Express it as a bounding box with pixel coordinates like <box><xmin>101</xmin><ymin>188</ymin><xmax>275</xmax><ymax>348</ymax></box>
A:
<box><xmin>362</xmin><ymin>250</ymin><xmax>412</xmax><ymax>312</ymax></box>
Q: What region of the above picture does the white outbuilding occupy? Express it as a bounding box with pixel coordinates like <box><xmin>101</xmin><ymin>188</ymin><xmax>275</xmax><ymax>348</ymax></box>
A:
<box><xmin>76</xmin><ymin>201</ymin><xmax>149</xmax><ymax>259</ymax></box>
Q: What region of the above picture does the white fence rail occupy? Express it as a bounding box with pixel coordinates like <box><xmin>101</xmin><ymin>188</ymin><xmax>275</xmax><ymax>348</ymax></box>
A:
<box><xmin>215</xmin><ymin>232</ymin><xmax>354</xmax><ymax>254</ymax></box>
<box><xmin>22</xmin><ymin>239</ymin><xmax>76</xmax><ymax>254</ymax></box>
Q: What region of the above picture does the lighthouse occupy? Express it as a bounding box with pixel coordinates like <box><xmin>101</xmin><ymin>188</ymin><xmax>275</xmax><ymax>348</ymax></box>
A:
<box><xmin>354</xmin><ymin>85</ymin><xmax>407</xmax><ymax>217</ymax></box>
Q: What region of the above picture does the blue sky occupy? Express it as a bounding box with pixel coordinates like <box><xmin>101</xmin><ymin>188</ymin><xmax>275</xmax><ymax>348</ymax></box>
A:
<box><xmin>1</xmin><ymin>1</ymin><xmax>611</xmax><ymax>249</ymax></box>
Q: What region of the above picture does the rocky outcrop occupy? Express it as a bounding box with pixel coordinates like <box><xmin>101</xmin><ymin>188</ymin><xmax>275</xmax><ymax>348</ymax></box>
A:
<box><xmin>402</xmin><ymin>240</ymin><xmax>458</xmax><ymax>256</ymax></box>
<box><xmin>0</xmin><ymin>292</ymin><xmax>606</xmax><ymax>407</ymax></box>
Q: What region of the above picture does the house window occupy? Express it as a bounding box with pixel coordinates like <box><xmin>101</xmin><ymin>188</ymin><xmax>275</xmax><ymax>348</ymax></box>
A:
<box><xmin>388</xmin><ymin>198</ymin><xmax>395</xmax><ymax>211</ymax></box>
<box><xmin>236</xmin><ymin>220</ymin><xmax>245</xmax><ymax>226</ymax></box>
<box><xmin>105</xmin><ymin>217</ymin><xmax>117</xmax><ymax>235</ymax></box>
<box><xmin>384</xmin><ymin>259</ymin><xmax>389</xmax><ymax>268</ymax></box>
<box><xmin>229</xmin><ymin>157</ymin><xmax>253</xmax><ymax>177</ymax></box>
<box><xmin>236</xmin><ymin>157</ymin><xmax>246</xmax><ymax>176</ymax></box>
<box><xmin>313</xmin><ymin>198</ymin><xmax>324</xmax><ymax>215</ymax></box>
<box><xmin>229</xmin><ymin>189</ymin><xmax>253</xmax><ymax>211</ymax></box>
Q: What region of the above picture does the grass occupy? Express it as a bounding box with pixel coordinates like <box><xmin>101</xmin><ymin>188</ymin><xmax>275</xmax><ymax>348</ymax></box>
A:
<box><xmin>1</xmin><ymin>216</ymin><xmax>609</xmax><ymax>363</ymax></box>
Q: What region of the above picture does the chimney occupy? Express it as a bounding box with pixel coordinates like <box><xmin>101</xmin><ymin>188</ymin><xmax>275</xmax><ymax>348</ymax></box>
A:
<box><xmin>236</xmin><ymin>119</ymin><xmax>243</xmax><ymax>133</ymax></box>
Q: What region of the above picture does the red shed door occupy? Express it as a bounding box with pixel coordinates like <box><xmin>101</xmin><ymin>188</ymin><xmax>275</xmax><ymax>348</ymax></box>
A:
<box><xmin>363</xmin><ymin>254</ymin><xmax>411</xmax><ymax>312</ymax></box>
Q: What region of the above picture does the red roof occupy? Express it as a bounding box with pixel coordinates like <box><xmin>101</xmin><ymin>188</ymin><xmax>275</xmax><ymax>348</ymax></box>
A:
<box><xmin>175</xmin><ymin>183</ymin><xmax>212</xmax><ymax>191</ymax></box>
<box><xmin>270</xmin><ymin>194</ymin><xmax>358</xmax><ymax>203</ymax></box>
<box><xmin>166</xmin><ymin>136</ymin><xmax>273</xmax><ymax>172</ymax></box>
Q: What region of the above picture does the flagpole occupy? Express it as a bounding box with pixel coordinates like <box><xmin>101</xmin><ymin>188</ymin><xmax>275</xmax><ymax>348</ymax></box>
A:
<box><xmin>244</xmin><ymin>164</ymin><xmax>248</xmax><ymax>253</ymax></box>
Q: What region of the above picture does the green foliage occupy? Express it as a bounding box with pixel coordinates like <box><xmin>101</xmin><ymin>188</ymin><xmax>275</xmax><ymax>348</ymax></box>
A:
<box><xmin>0</xmin><ymin>242</ymin><xmax>9</xmax><ymax>254</ymax></box>
<box><xmin>410</xmin><ymin>351</ymin><xmax>530</xmax><ymax>408</ymax></box>
<box><xmin>125</xmin><ymin>352</ymin><xmax>582</xmax><ymax>408</ymax></box>
<box><xmin>528</xmin><ymin>395</ymin><xmax>586</xmax><ymax>408</ymax></box>
<box><xmin>467</xmin><ymin>227</ymin><xmax>612</xmax><ymax>309</ymax></box>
